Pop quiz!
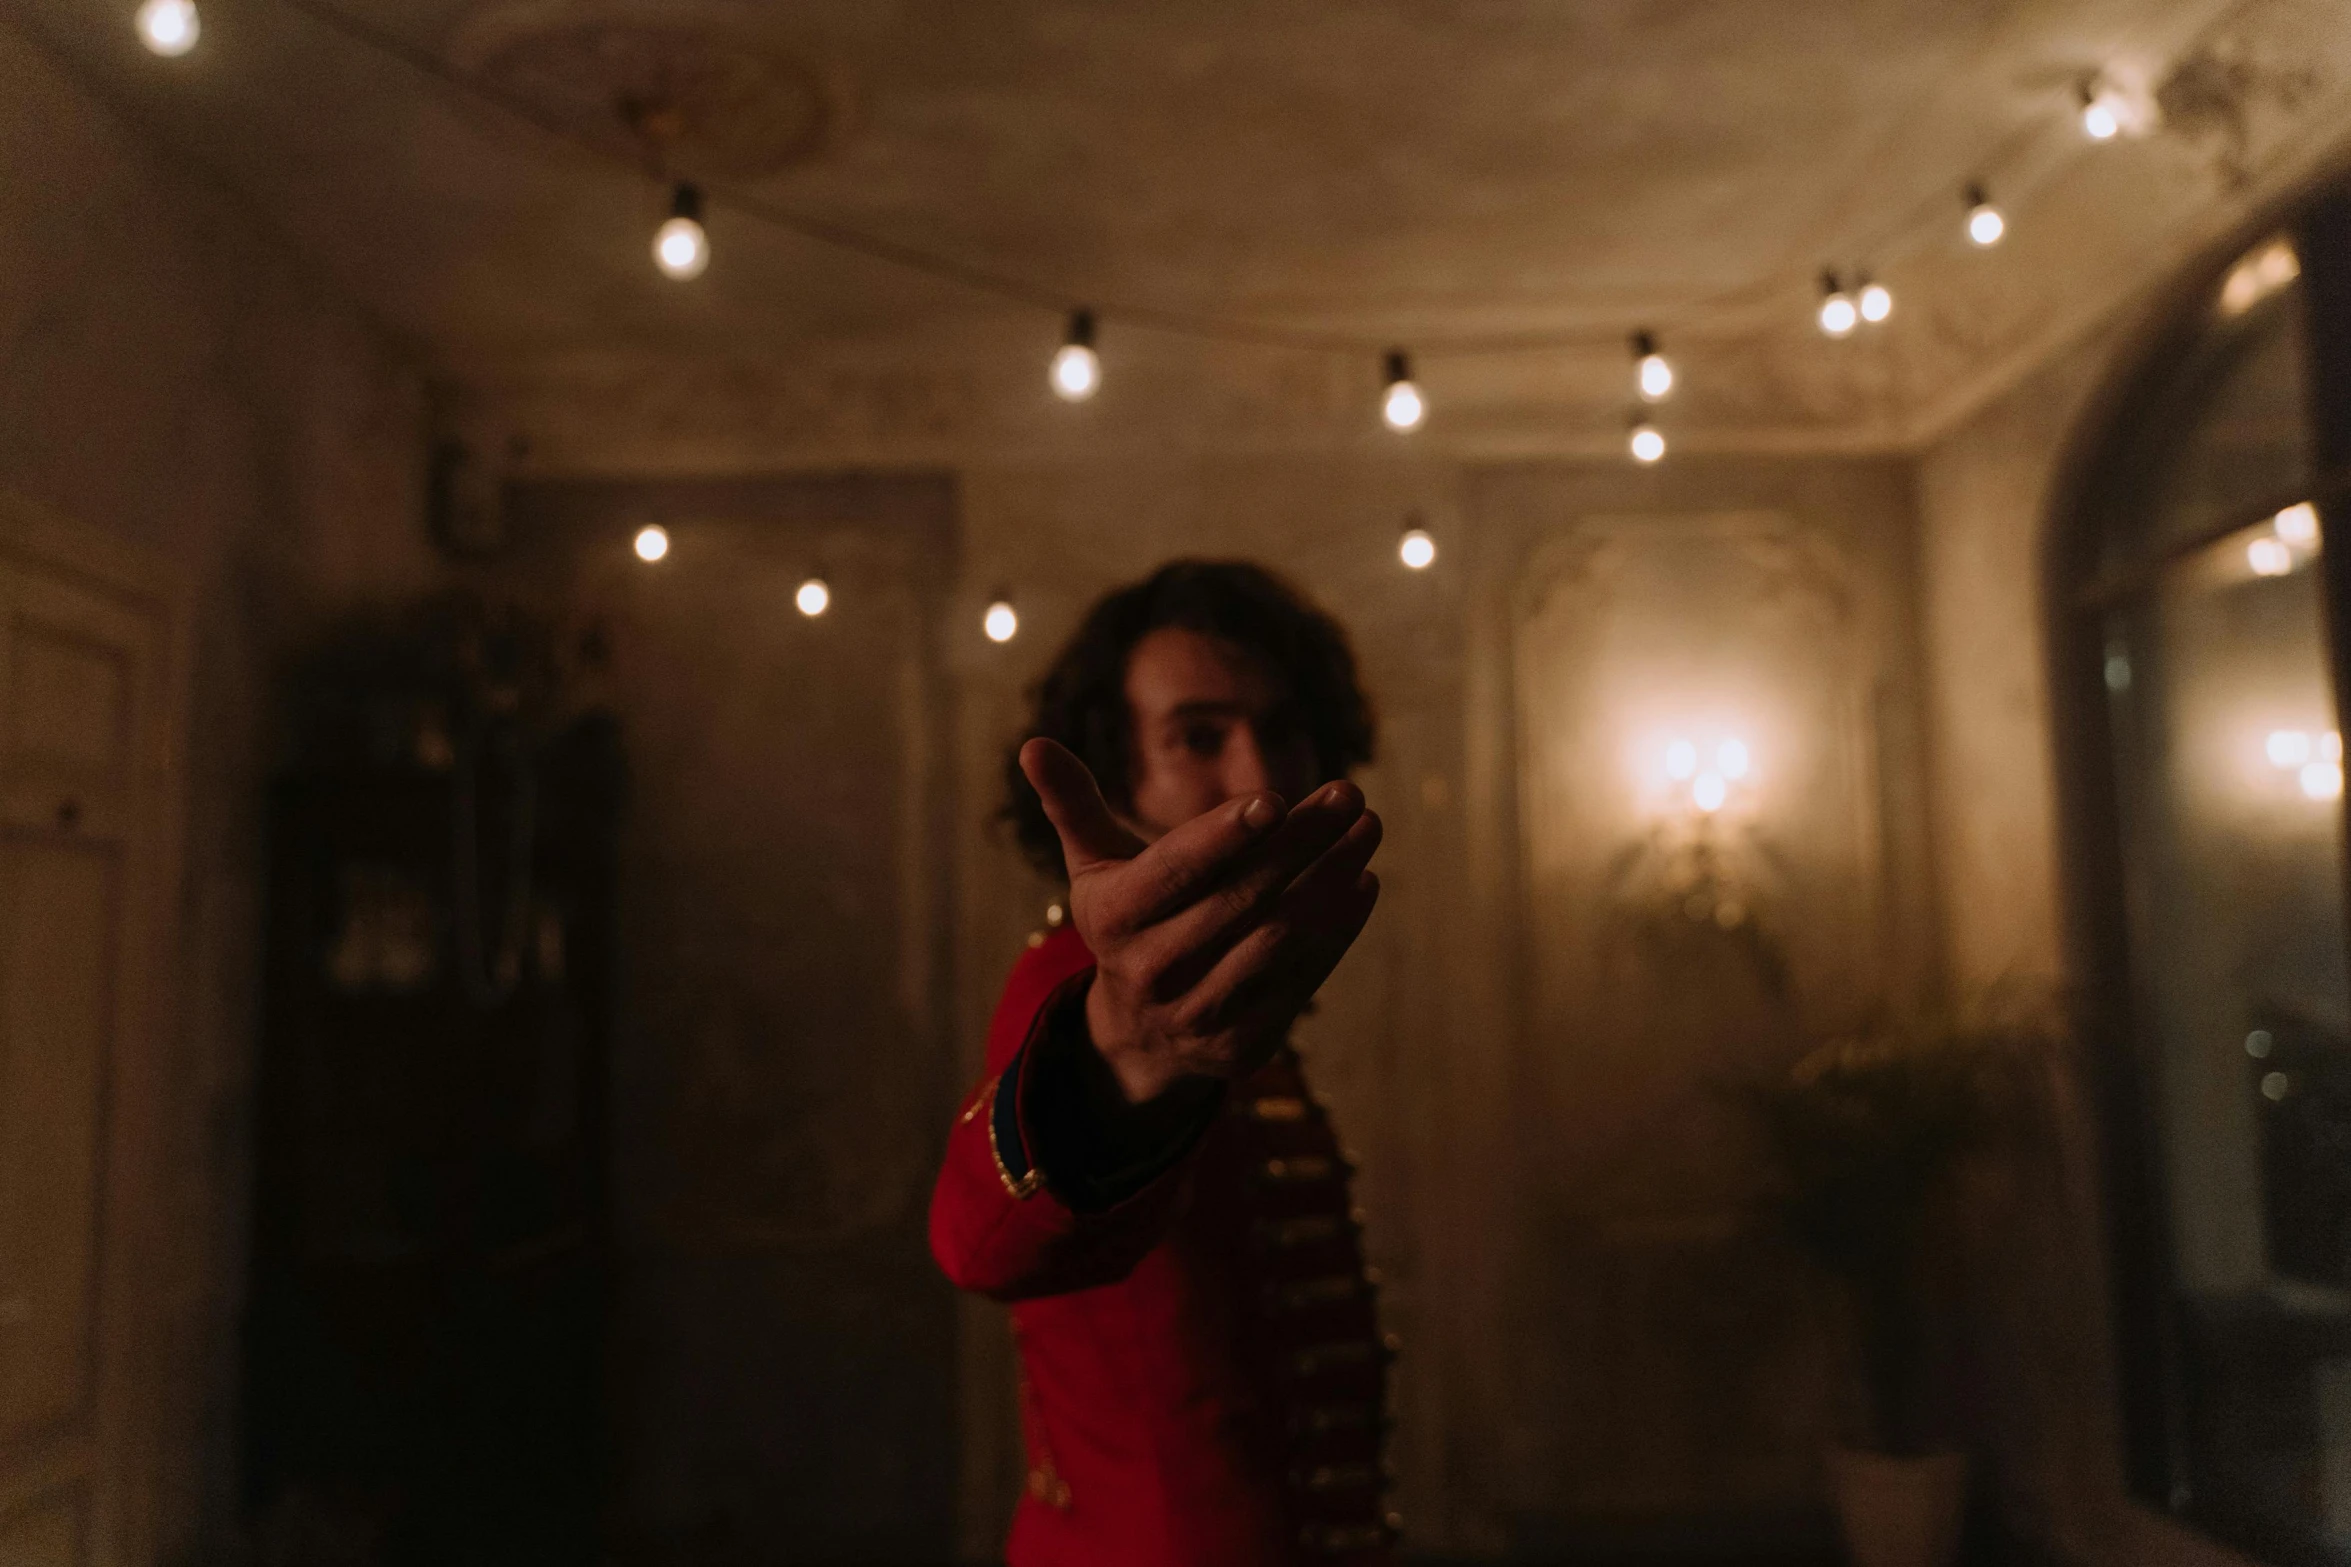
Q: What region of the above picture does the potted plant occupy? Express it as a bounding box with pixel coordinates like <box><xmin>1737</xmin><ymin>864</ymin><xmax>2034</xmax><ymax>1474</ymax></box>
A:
<box><xmin>1739</xmin><ymin>1021</ymin><xmax>2027</xmax><ymax>1567</ymax></box>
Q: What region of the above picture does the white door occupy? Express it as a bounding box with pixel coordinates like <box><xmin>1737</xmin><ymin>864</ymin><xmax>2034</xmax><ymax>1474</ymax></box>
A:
<box><xmin>0</xmin><ymin>499</ymin><xmax>184</xmax><ymax>1567</ymax></box>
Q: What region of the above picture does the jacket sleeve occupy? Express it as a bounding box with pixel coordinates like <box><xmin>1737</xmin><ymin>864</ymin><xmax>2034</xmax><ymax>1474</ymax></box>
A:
<box><xmin>928</xmin><ymin>930</ymin><xmax>1214</xmax><ymax>1301</ymax></box>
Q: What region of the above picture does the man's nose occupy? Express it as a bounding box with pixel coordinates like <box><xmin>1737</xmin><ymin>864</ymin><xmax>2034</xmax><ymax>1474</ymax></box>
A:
<box><xmin>1221</xmin><ymin>724</ymin><xmax>1274</xmax><ymax>799</ymax></box>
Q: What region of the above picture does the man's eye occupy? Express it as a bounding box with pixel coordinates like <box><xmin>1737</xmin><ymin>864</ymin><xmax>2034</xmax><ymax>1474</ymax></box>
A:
<box><xmin>1180</xmin><ymin>725</ymin><xmax>1224</xmax><ymax>757</ymax></box>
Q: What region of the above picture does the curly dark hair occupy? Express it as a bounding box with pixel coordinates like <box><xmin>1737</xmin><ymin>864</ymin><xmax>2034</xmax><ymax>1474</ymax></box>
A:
<box><xmin>1002</xmin><ymin>560</ymin><xmax>1376</xmax><ymax>880</ymax></box>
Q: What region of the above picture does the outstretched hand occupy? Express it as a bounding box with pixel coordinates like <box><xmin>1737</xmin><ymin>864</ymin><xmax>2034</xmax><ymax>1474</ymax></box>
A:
<box><xmin>1019</xmin><ymin>738</ymin><xmax>1382</xmax><ymax>1105</ymax></box>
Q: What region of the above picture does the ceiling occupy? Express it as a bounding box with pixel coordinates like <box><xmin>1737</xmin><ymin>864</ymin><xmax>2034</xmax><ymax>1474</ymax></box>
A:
<box><xmin>15</xmin><ymin>0</ymin><xmax>2351</xmax><ymax>459</ymax></box>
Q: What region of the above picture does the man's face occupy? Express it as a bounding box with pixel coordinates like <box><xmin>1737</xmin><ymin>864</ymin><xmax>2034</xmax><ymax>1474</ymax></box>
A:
<box><xmin>1120</xmin><ymin>627</ymin><xmax>1322</xmax><ymax>840</ymax></box>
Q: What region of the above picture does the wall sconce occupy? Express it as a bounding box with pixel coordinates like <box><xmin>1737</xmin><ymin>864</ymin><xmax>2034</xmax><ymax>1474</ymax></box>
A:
<box><xmin>1614</xmin><ymin>720</ymin><xmax>1785</xmax><ymax>986</ymax></box>
<box><xmin>1643</xmin><ymin>729</ymin><xmax>1757</xmax><ymax>818</ymax></box>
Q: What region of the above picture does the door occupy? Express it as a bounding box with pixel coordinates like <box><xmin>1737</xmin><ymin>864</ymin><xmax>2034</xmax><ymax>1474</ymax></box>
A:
<box><xmin>0</xmin><ymin>498</ymin><xmax>184</xmax><ymax>1567</ymax></box>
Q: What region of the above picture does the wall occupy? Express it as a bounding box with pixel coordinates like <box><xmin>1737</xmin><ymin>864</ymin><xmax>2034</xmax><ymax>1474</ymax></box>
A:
<box><xmin>0</xmin><ymin>22</ymin><xmax>436</xmax><ymax>1562</ymax></box>
<box><xmin>482</xmin><ymin>474</ymin><xmax>964</xmax><ymax>1566</ymax></box>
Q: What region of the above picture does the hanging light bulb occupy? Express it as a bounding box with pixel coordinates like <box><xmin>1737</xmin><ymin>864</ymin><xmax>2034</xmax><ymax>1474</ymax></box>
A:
<box><xmin>983</xmin><ymin>597</ymin><xmax>1020</xmax><ymax>643</ymax></box>
<box><xmin>1817</xmin><ymin>272</ymin><xmax>1858</xmax><ymax>338</ymax></box>
<box><xmin>2079</xmin><ymin>81</ymin><xmax>2122</xmax><ymax>141</ymax></box>
<box><xmin>1858</xmin><ymin>278</ymin><xmax>1894</xmax><ymax>324</ymax></box>
<box><xmin>633</xmin><ymin>524</ymin><xmax>670</xmax><ymax>562</ymax></box>
<box><xmin>795</xmin><ymin>577</ymin><xmax>830</xmax><ymax>617</ymax></box>
<box><xmin>1050</xmin><ymin>310</ymin><xmax>1100</xmax><ymax>401</ymax></box>
<box><xmin>1399</xmin><ymin>526</ymin><xmax>1436</xmax><ymax>570</ymax></box>
<box><xmin>653</xmin><ymin>183</ymin><xmax>710</xmax><ymax>280</ymax></box>
<box><xmin>1381</xmin><ymin>351</ymin><xmax>1425</xmax><ymax>432</ymax></box>
<box><xmin>1632</xmin><ymin>331</ymin><xmax>1674</xmax><ymax>402</ymax></box>
<box><xmin>1628</xmin><ymin>417</ymin><xmax>1666</xmax><ymax>464</ymax></box>
<box><xmin>136</xmin><ymin>0</ymin><xmax>199</xmax><ymax>55</ymax></box>
<box><xmin>1964</xmin><ymin>184</ymin><xmax>2006</xmax><ymax>247</ymax></box>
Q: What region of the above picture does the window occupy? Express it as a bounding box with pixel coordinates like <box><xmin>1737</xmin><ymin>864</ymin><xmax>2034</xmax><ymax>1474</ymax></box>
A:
<box><xmin>2069</xmin><ymin>225</ymin><xmax>2351</xmax><ymax>1566</ymax></box>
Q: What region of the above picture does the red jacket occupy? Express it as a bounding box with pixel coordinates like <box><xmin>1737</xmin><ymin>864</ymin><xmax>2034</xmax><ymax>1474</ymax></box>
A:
<box><xmin>930</xmin><ymin>925</ymin><xmax>1395</xmax><ymax>1567</ymax></box>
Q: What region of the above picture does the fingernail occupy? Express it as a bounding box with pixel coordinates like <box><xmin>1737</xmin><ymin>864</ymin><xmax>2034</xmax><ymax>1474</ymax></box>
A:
<box><xmin>1242</xmin><ymin>796</ymin><xmax>1278</xmax><ymax>830</ymax></box>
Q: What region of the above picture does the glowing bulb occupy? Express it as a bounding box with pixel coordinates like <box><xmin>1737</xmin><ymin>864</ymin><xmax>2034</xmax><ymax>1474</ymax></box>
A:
<box><xmin>2269</xmin><ymin>730</ymin><xmax>2314</xmax><ymax>768</ymax></box>
<box><xmin>1632</xmin><ymin>331</ymin><xmax>1673</xmax><ymax>402</ymax></box>
<box><xmin>2220</xmin><ymin>239</ymin><xmax>2300</xmax><ymax>316</ymax></box>
<box><xmin>1965</xmin><ymin>186</ymin><xmax>2006</xmax><ymax>247</ymax></box>
<box><xmin>2302</xmin><ymin>760</ymin><xmax>2343</xmax><ymax>800</ymax></box>
<box><xmin>1718</xmin><ymin>738</ymin><xmax>1751</xmax><ymax>779</ymax></box>
<box><xmin>653</xmin><ymin>184</ymin><xmax>709</xmax><ymax>280</ymax></box>
<box><xmin>1628</xmin><ymin>421</ymin><xmax>1666</xmax><ymax>464</ymax></box>
<box><xmin>1381</xmin><ymin>351</ymin><xmax>1424</xmax><ymax>431</ymax></box>
<box><xmin>633</xmin><ymin>524</ymin><xmax>669</xmax><ymax>563</ymax></box>
<box><xmin>1858</xmin><ymin>281</ymin><xmax>1893</xmax><ymax>323</ymax></box>
<box><xmin>795</xmin><ymin>577</ymin><xmax>830</xmax><ymax>617</ymax></box>
<box><xmin>1051</xmin><ymin>310</ymin><xmax>1100</xmax><ymax>401</ymax></box>
<box><xmin>983</xmin><ymin>600</ymin><xmax>1019</xmax><ymax>643</ymax></box>
<box><xmin>1665</xmin><ymin>739</ymin><xmax>1698</xmax><ymax>780</ymax></box>
<box><xmin>2276</xmin><ymin>502</ymin><xmax>2320</xmax><ymax>547</ymax></box>
<box><xmin>2079</xmin><ymin>78</ymin><xmax>2142</xmax><ymax>141</ymax></box>
<box><xmin>1692</xmin><ymin>773</ymin><xmax>1729</xmax><ymax>813</ymax></box>
<box><xmin>137</xmin><ymin>0</ymin><xmax>199</xmax><ymax>55</ymax></box>
<box><xmin>2263</xmin><ymin>1071</ymin><xmax>2291</xmax><ymax>1101</ymax></box>
<box><xmin>1399</xmin><ymin>528</ymin><xmax>1436</xmax><ymax>570</ymax></box>
<box><xmin>1818</xmin><ymin>272</ymin><xmax>1857</xmax><ymax>338</ymax></box>
<box><xmin>2249</xmin><ymin>536</ymin><xmax>2294</xmax><ymax>577</ymax></box>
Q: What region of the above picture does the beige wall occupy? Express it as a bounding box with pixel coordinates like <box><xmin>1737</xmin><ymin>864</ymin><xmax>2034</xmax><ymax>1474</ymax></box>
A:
<box><xmin>0</xmin><ymin>22</ymin><xmax>436</xmax><ymax>1561</ymax></box>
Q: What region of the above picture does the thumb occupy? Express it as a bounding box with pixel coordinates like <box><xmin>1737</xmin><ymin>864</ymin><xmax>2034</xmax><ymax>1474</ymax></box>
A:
<box><xmin>1021</xmin><ymin>738</ymin><xmax>1144</xmax><ymax>876</ymax></box>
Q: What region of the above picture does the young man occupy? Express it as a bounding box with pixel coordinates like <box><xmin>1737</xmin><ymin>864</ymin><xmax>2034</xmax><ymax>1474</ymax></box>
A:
<box><xmin>930</xmin><ymin>561</ymin><xmax>1395</xmax><ymax>1567</ymax></box>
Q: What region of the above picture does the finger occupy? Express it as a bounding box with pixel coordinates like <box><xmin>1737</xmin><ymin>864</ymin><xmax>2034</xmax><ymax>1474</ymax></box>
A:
<box><xmin>1021</xmin><ymin>738</ymin><xmax>1145</xmax><ymax>876</ymax></box>
<box><xmin>1111</xmin><ymin>781</ymin><xmax>1323</xmax><ymax>930</ymax></box>
<box><xmin>1192</xmin><ymin>870</ymin><xmax>1380</xmax><ymax>1036</ymax></box>
<box><xmin>1182</xmin><ymin>845</ymin><xmax>1380</xmax><ymax>1032</ymax></box>
<box><xmin>1140</xmin><ymin>782</ymin><xmax>1370</xmax><ymax>959</ymax></box>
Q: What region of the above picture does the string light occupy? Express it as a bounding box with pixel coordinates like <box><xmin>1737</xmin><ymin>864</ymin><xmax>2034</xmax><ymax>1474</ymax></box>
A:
<box><xmin>1050</xmin><ymin>310</ymin><xmax>1100</xmax><ymax>401</ymax></box>
<box><xmin>202</xmin><ymin>0</ymin><xmax>2150</xmax><ymax>438</ymax></box>
<box><xmin>1399</xmin><ymin>526</ymin><xmax>1436</xmax><ymax>570</ymax></box>
<box><xmin>983</xmin><ymin>597</ymin><xmax>1020</xmax><ymax>643</ymax></box>
<box><xmin>1628</xmin><ymin>417</ymin><xmax>1666</xmax><ymax>464</ymax></box>
<box><xmin>633</xmin><ymin>524</ymin><xmax>669</xmax><ymax>562</ymax></box>
<box><xmin>653</xmin><ymin>183</ymin><xmax>709</xmax><ymax>280</ymax></box>
<box><xmin>1818</xmin><ymin>272</ymin><xmax>1858</xmax><ymax>338</ymax></box>
<box><xmin>795</xmin><ymin>577</ymin><xmax>830</xmax><ymax>617</ymax></box>
<box><xmin>1381</xmin><ymin>351</ymin><xmax>1425</xmax><ymax>432</ymax></box>
<box><xmin>2276</xmin><ymin>501</ymin><xmax>2321</xmax><ymax>547</ymax></box>
<box><xmin>146</xmin><ymin>0</ymin><xmax>2166</xmax><ymax>451</ymax></box>
<box><xmin>2249</xmin><ymin>536</ymin><xmax>2294</xmax><ymax>577</ymax></box>
<box><xmin>137</xmin><ymin>0</ymin><xmax>199</xmax><ymax>55</ymax></box>
<box><xmin>1632</xmin><ymin>331</ymin><xmax>1674</xmax><ymax>402</ymax></box>
<box><xmin>2079</xmin><ymin>81</ymin><xmax>2122</xmax><ymax>141</ymax></box>
<box><xmin>1965</xmin><ymin>184</ymin><xmax>2006</xmax><ymax>247</ymax></box>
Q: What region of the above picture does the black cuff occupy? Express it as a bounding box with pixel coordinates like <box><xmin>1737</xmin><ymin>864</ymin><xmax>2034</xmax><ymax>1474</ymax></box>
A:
<box><xmin>1020</xmin><ymin>977</ymin><xmax>1223</xmax><ymax>1213</ymax></box>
